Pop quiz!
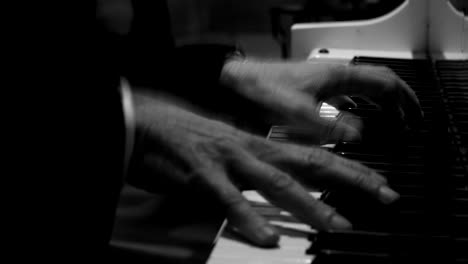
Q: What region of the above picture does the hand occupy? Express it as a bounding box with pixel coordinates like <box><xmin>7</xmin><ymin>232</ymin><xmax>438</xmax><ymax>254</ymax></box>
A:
<box><xmin>129</xmin><ymin>90</ymin><xmax>400</xmax><ymax>247</ymax></box>
<box><xmin>221</xmin><ymin>59</ymin><xmax>423</xmax><ymax>143</ymax></box>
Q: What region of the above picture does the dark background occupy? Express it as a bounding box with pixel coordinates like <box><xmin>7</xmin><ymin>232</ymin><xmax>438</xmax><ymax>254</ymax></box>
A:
<box><xmin>167</xmin><ymin>0</ymin><xmax>409</xmax><ymax>58</ymax></box>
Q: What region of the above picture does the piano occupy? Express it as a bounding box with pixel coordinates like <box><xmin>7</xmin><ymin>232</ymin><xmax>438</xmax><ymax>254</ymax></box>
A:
<box><xmin>111</xmin><ymin>1</ymin><xmax>467</xmax><ymax>263</ymax></box>
<box><xmin>208</xmin><ymin>1</ymin><xmax>468</xmax><ymax>264</ymax></box>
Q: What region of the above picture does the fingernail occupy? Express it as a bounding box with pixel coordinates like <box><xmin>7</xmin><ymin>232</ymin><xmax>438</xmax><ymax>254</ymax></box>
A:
<box><xmin>379</xmin><ymin>186</ymin><xmax>400</xmax><ymax>204</ymax></box>
<box><xmin>330</xmin><ymin>215</ymin><xmax>352</xmax><ymax>229</ymax></box>
<box><xmin>343</xmin><ymin>128</ymin><xmax>361</xmax><ymax>141</ymax></box>
<box><xmin>259</xmin><ymin>226</ymin><xmax>280</xmax><ymax>247</ymax></box>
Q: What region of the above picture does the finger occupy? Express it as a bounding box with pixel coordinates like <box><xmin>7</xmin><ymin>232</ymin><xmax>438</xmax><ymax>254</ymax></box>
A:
<box><xmin>335</xmin><ymin>111</ymin><xmax>363</xmax><ymax>139</ymax></box>
<box><xmin>229</xmin><ymin>150</ymin><xmax>352</xmax><ymax>231</ymax></box>
<box><xmin>337</xmin><ymin>65</ymin><xmax>424</xmax><ymax>125</ymax></box>
<box><xmin>325</xmin><ymin>95</ymin><xmax>357</xmax><ymax>110</ymax></box>
<box><xmin>196</xmin><ymin>167</ymin><xmax>280</xmax><ymax>247</ymax></box>
<box><xmin>315</xmin><ymin>117</ymin><xmax>361</xmax><ymax>144</ymax></box>
<box><xmin>244</xmin><ymin>80</ymin><xmax>360</xmax><ymax>141</ymax></box>
<box><xmin>265</xmin><ymin>89</ymin><xmax>361</xmax><ymax>142</ymax></box>
<box><xmin>314</xmin><ymin>116</ymin><xmax>361</xmax><ymax>144</ymax></box>
<box><xmin>262</xmin><ymin>142</ymin><xmax>399</xmax><ymax>204</ymax></box>
<box><xmin>393</xmin><ymin>77</ymin><xmax>424</xmax><ymax>126</ymax></box>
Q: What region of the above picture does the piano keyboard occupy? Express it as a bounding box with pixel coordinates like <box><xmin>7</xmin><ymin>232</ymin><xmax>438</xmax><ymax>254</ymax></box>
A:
<box><xmin>208</xmin><ymin>57</ymin><xmax>468</xmax><ymax>264</ymax></box>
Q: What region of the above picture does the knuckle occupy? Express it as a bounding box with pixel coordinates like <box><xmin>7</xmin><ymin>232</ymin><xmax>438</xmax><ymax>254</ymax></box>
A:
<box><xmin>377</xmin><ymin>66</ymin><xmax>395</xmax><ymax>75</ymax></box>
<box><xmin>247</xmin><ymin>135</ymin><xmax>269</xmax><ymax>150</ymax></box>
<box><xmin>331</xmin><ymin>64</ymin><xmax>350</xmax><ymax>88</ymax></box>
<box><xmin>307</xmin><ymin>201</ymin><xmax>336</xmax><ymax>229</ymax></box>
<box><xmin>195</xmin><ymin>137</ymin><xmax>242</xmax><ymax>161</ymax></box>
<box><xmin>381</xmin><ymin>81</ymin><xmax>400</xmax><ymax>101</ymax></box>
<box><xmin>360</xmin><ymin>166</ymin><xmax>375</xmax><ymax>177</ymax></box>
<box><xmin>221</xmin><ymin>190</ymin><xmax>245</xmax><ymax>208</ymax></box>
<box><xmin>340</xmin><ymin>157</ymin><xmax>387</xmax><ymax>186</ymax></box>
<box><xmin>306</xmin><ymin>147</ymin><xmax>334</xmax><ymax>168</ymax></box>
<box><xmin>324</xmin><ymin>120</ymin><xmax>341</xmax><ymax>139</ymax></box>
<box><xmin>361</xmin><ymin>167</ymin><xmax>387</xmax><ymax>184</ymax></box>
<box><xmin>376</xmin><ymin>67</ymin><xmax>401</xmax><ymax>92</ymax></box>
<box><xmin>317</xmin><ymin>205</ymin><xmax>336</xmax><ymax>222</ymax></box>
<box><xmin>368</xmin><ymin>65</ymin><xmax>396</xmax><ymax>79</ymax></box>
<box><xmin>250</xmin><ymin>140</ymin><xmax>280</xmax><ymax>162</ymax></box>
<box><xmin>290</xmin><ymin>103</ymin><xmax>315</xmax><ymax>120</ymax></box>
<box><xmin>375</xmin><ymin>174</ymin><xmax>388</xmax><ymax>184</ymax></box>
<box><xmin>193</xmin><ymin>140</ymin><xmax>217</xmax><ymax>155</ymax></box>
<box><xmin>268</xmin><ymin>171</ymin><xmax>295</xmax><ymax>193</ymax></box>
<box><xmin>329</xmin><ymin>64</ymin><xmax>347</xmax><ymax>78</ymax></box>
<box><xmin>353</xmin><ymin>173</ymin><xmax>367</xmax><ymax>187</ymax></box>
<box><xmin>352</xmin><ymin>172</ymin><xmax>374</xmax><ymax>191</ymax></box>
<box><xmin>213</xmin><ymin>137</ymin><xmax>238</xmax><ymax>150</ymax></box>
<box><xmin>346</xmin><ymin>159</ymin><xmax>372</xmax><ymax>175</ymax></box>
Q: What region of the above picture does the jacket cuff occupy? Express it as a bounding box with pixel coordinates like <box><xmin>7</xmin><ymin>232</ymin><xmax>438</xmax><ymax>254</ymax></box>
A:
<box><xmin>119</xmin><ymin>78</ymin><xmax>135</xmax><ymax>179</ymax></box>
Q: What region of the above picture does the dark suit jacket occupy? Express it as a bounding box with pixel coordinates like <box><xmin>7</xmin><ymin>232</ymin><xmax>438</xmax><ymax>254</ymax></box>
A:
<box><xmin>92</xmin><ymin>0</ymin><xmax>238</xmax><ymax>260</ymax></box>
<box><xmin>11</xmin><ymin>1</ymin><xmax>256</xmax><ymax>262</ymax></box>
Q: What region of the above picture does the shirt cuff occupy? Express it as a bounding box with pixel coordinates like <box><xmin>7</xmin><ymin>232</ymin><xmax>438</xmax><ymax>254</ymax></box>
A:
<box><xmin>120</xmin><ymin>78</ymin><xmax>135</xmax><ymax>179</ymax></box>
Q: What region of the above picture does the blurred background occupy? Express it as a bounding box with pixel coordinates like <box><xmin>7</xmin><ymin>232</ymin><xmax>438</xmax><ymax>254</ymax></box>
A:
<box><xmin>167</xmin><ymin>0</ymin><xmax>408</xmax><ymax>59</ymax></box>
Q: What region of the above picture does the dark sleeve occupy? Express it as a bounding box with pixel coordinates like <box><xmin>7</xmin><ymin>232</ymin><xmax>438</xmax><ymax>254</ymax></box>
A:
<box><xmin>94</xmin><ymin>0</ymin><xmax>239</xmax><ymax>247</ymax></box>
<box><xmin>86</xmin><ymin>3</ymin><xmax>129</xmax><ymax>255</ymax></box>
<box><xmin>124</xmin><ymin>0</ymin><xmax>240</xmax><ymax>106</ymax></box>
<box><xmin>123</xmin><ymin>1</ymin><xmax>266</xmax><ymax>129</ymax></box>
<box><xmin>163</xmin><ymin>44</ymin><xmax>242</xmax><ymax>111</ymax></box>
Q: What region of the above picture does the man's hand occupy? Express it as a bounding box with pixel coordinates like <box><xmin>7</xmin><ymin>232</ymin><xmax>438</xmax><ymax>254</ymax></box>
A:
<box><xmin>221</xmin><ymin>60</ymin><xmax>424</xmax><ymax>142</ymax></box>
<box><xmin>130</xmin><ymin>91</ymin><xmax>400</xmax><ymax>247</ymax></box>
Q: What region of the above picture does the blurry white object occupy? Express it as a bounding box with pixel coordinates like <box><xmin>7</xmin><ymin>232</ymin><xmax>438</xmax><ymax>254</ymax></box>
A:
<box><xmin>291</xmin><ymin>0</ymin><xmax>468</xmax><ymax>60</ymax></box>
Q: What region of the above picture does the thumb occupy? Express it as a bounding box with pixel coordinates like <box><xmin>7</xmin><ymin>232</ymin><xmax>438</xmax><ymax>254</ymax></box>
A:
<box><xmin>325</xmin><ymin>95</ymin><xmax>357</xmax><ymax>110</ymax></box>
<box><xmin>281</xmin><ymin>91</ymin><xmax>361</xmax><ymax>143</ymax></box>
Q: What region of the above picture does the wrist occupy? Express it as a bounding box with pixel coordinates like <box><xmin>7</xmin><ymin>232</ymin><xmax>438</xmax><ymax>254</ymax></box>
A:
<box><xmin>220</xmin><ymin>57</ymin><xmax>258</xmax><ymax>91</ymax></box>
